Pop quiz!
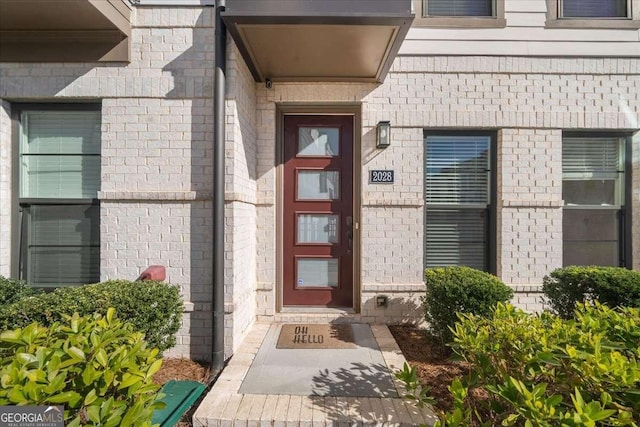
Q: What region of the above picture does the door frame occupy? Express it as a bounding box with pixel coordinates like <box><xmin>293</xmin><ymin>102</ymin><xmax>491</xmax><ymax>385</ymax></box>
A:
<box><xmin>275</xmin><ymin>104</ymin><xmax>362</xmax><ymax>312</ymax></box>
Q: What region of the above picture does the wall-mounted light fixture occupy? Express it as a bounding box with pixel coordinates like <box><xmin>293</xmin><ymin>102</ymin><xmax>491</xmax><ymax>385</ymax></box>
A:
<box><xmin>376</xmin><ymin>121</ymin><xmax>391</xmax><ymax>148</ymax></box>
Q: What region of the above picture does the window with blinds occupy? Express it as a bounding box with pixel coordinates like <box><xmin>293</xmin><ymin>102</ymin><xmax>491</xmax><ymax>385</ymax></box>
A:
<box><xmin>19</xmin><ymin>109</ymin><xmax>101</xmax><ymax>287</ymax></box>
<box><xmin>425</xmin><ymin>0</ymin><xmax>493</xmax><ymax>16</ymax></box>
<box><xmin>562</xmin><ymin>136</ymin><xmax>625</xmax><ymax>267</ymax></box>
<box><xmin>425</xmin><ymin>135</ymin><xmax>492</xmax><ymax>271</ymax></box>
<box><xmin>561</xmin><ymin>0</ymin><xmax>628</xmax><ymax>18</ymax></box>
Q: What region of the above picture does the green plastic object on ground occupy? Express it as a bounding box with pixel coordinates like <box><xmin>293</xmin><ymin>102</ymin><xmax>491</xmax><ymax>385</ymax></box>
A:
<box><xmin>152</xmin><ymin>380</ymin><xmax>207</xmax><ymax>427</ymax></box>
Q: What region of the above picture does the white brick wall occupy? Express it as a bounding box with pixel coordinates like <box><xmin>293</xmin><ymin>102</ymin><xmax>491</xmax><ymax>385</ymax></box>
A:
<box><xmin>362</xmin><ymin>127</ymin><xmax>424</xmax><ymax>286</ymax></box>
<box><xmin>361</xmin><ymin>285</ymin><xmax>425</xmax><ymax>325</ymax></box>
<box><xmin>376</xmin><ymin>62</ymin><xmax>639</xmax><ymax>130</ymax></box>
<box><xmin>1</xmin><ymin>13</ymin><xmax>639</xmax><ymax>358</ymax></box>
<box><xmin>224</xmin><ymin>42</ymin><xmax>259</xmax><ymax>355</ymax></box>
<box><xmin>101</xmin><ymin>98</ymin><xmax>213</xmax><ymax>194</ymax></box>
<box><xmin>100</xmin><ymin>200</ymin><xmax>213</xmax><ymax>359</ymax></box>
<box><xmin>363</xmin><ymin>127</ymin><xmax>423</xmax><ymax>206</ymax></box>
<box><xmin>0</xmin><ymin>7</ymin><xmax>258</xmax><ymax>362</ymax></box>
<box><xmin>498</xmin><ymin>129</ymin><xmax>563</xmax><ymax>206</ymax></box>
<box><xmin>497</xmin><ymin>129</ymin><xmax>563</xmax><ymax>285</ymax></box>
<box><xmin>361</xmin><ymin>206</ymin><xmax>423</xmax><ymax>285</ymax></box>
<box><xmin>0</xmin><ymin>7</ymin><xmax>217</xmax><ymax>361</ymax></box>
<box><xmin>509</xmin><ymin>287</ymin><xmax>547</xmax><ymax>313</ymax></box>
<box><xmin>225</xmin><ymin>201</ymin><xmax>256</xmax><ymax>353</ymax></box>
<box><xmin>0</xmin><ymin>100</ymin><xmax>10</xmax><ymax>277</ymax></box>
<box><xmin>254</xmin><ymin>56</ymin><xmax>640</xmax><ymax>319</ymax></box>
<box><xmin>498</xmin><ymin>208</ymin><xmax>562</xmax><ymax>285</ymax></box>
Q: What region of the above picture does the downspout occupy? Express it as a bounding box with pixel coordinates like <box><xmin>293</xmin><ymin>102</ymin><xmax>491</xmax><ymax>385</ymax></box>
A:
<box><xmin>212</xmin><ymin>0</ymin><xmax>226</xmax><ymax>376</ymax></box>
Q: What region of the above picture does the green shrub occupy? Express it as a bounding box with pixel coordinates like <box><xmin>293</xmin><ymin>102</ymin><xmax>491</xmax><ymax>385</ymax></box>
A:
<box><xmin>0</xmin><ymin>309</ymin><xmax>164</xmax><ymax>427</ymax></box>
<box><xmin>414</xmin><ymin>303</ymin><xmax>640</xmax><ymax>426</ymax></box>
<box><xmin>0</xmin><ymin>276</ymin><xmax>41</xmax><ymax>305</ymax></box>
<box><xmin>543</xmin><ymin>266</ymin><xmax>640</xmax><ymax>318</ymax></box>
<box><xmin>0</xmin><ymin>280</ymin><xmax>183</xmax><ymax>352</ymax></box>
<box><xmin>423</xmin><ymin>267</ymin><xmax>513</xmax><ymax>343</ymax></box>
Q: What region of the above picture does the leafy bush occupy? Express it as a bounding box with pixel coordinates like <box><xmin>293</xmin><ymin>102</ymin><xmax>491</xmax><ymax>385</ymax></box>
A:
<box><xmin>543</xmin><ymin>266</ymin><xmax>640</xmax><ymax>318</ymax></box>
<box><xmin>423</xmin><ymin>267</ymin><xmax>513</xmax><ymax>343</ymax></box>
<box><xmin>0</xmin><ymin>280</ymin><xmax>183</xmax><ymax>352</ymax></box>
<box><xmin>0</xmin><ymin>309</ymin><xmax>164</xmax><ymax>427</ymax></box>
<box><xmin>0</xmin><ymin>276</ymin><xmax>41</xmax><ymax>305</ymax></box>
<box><xmin>406</xmin><ymin>303</ymin><xmax>640</xmax><ymax>426</ymax></box>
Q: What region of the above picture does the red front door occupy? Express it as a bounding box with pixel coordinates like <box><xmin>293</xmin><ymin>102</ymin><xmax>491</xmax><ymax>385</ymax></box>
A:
<box><xmin>282</xmin><ymin>115</ymin><xmax>354</xmax><ymax>307</ymax></box>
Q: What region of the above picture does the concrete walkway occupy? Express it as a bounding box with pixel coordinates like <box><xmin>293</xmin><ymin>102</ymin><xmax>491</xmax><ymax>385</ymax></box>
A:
<box><xmin>193</xmin><ymin>323</ymin><xmax>438</xmax><ymax>426</ymax></box>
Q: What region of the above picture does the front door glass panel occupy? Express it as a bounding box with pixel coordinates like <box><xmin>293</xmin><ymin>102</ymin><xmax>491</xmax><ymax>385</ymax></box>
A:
<box><xmin>297</xmin><ymin>170</ymin><xmax>340</xmax><ymax>200</ymax></box>
<box><xmin>296</xmin><ymin>258</ymin><xmax>339</xmax><ymax>288</ymax></box>
<box><xmin>297</xmin><ymin>214</ymin><xmax>339</xmax><ymax>244</ymax></box>
<box><xmin>298</xmin><ymin>127</ymin><xmax>340</xmax><ymax>157</ymax></box>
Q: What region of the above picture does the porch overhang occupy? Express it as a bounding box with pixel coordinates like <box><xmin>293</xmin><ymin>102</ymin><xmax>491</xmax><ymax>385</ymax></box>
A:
<box><xmin>222</xmin><ymin>0</ymin><xmax>414</xmax><ymax>83</ymax></box>
<box><xmin>0</xmin><ymin>0</ymin><xmax>131</xmax><ymax>62</ymax></box>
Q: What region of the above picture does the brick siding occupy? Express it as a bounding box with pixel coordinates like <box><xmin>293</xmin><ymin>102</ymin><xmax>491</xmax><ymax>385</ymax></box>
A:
<box><xmin>1</xmin><ymin>12</ymin><xmax>638</xmax><ymax>357</ymax></box>
<box><xmin>0</xmin><ymin>101</ymin><xmax>10</xmax><ymax>277</ymax></box>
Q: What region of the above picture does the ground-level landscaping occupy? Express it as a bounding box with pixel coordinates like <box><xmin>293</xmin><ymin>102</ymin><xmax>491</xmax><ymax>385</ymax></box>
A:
<box><xmin>390</xmin><ymin>325</ymin><xmax>468</xmax><ymax>414</ymax></box>
<box><xmin>2</xmin><ymin>266</ymin><xmax>639</xmax><ymax>426</ymax></box>
<box><xmin>153</xmin><ymin>358</ymin><xmax>209</xmax><ymax>427</ymax></box>
<box><xmin>391</xmin><ymin>266</ymin><xmax>640</xmax><ymax>426</ymax></box>
<box><xmin>392</xmin><ymin>303</ymin><xmax>640</xmax><ymax>426</ymax></box>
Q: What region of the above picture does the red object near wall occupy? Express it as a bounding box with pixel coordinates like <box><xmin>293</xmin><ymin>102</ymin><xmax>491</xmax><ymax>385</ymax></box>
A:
<box><xmin>136</xmin><ymin>265</ymin><xmax>166</xmax><ymax>282</ymax></box>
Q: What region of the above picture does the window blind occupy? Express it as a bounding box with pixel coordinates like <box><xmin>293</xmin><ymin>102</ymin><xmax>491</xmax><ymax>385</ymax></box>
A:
<box><xmin>426</xmin><ymin>0</ymin><xmax>493</xmax><ymax>16</ymax></box>
<box><xmin>21</xmin><ymin>111</ymin><xmax>101</xmax><ymax>199</ymax></box>
<box><xmin>19</xmin><ymin>109</ymin><xmax>101</xmax><ymax>287</ymax></box>
<box><xmin>562</xmin><ymin>136</ymin><xmax>625</xmax><ymax>267</ymax></box>
<box><xmin>425</xmin><ymin>135</ymin><xmax>491</xmax><ymax>271</ymax></box>
<box><xmin>562</xmin><ymin>0</ymin><xmax>627</xmax><ymax>17</ymax></box>
<box><xmin>425</xmin><ymin>209</ymin><xmax>487</xmax><ymax>270</ymax></box>
<box><xmin>562</xmin><ymin>137</ymin><xmax>623</xmax><ymax>206</ymax></box>
<box><xmin>426</xmin><ymin>136</ymin><xmax>490</xmax><ymax>205</ymax></box>
<box><xmin>27</xmin><ymin>205</ymin><xmax>100</xmax><ymax>287</ymax></box>
<box><xmin>562</xmin><ymin>137</ymin><xmax>620</xmax><ymax>177</ymax></box>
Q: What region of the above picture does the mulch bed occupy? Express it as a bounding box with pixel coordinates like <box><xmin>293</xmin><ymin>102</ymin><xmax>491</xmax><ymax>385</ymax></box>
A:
<box><xmin>389</xmin><ymin>325</ymin><xmax>469</xmax><ymax>413</ymax></box>
<box><xmin>153</xmin><ymin>358</ymin><xmax>210</xmax><ymax>386</ymax></box>
<box><xmin>153</xmin><ymin>358</ymin><xmax>211</xmax><ymax>427</ymax></box>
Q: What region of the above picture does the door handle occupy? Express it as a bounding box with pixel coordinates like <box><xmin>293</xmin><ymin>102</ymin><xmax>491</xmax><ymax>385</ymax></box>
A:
<box><xmin>346</xmin><ymin>216</ymin><xmax>353</xmax><ymax>254</ymax></box>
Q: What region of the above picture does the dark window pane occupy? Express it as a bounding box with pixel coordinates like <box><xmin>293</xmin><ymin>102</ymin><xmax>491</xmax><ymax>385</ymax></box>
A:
<box><xmin>425</xmin><ymin>209</ymin><xmax>487</xmax><ymax>271</ymax></box>
<box><xmin>427</xmin><ymin>0</ymin><xmax>493</xmax><ymax>16</ymax></box>
<box><xmin>562</xmin><ymin>0</ymin><xmax>627</xmax><ymax>17</ymax></box>
<box><xmin>563</xmin><ymin>209</ymin><xmax>619</xmax><ymax>266</ymax></box>
<box><xmin>564</xmin><ymin>242</ymin><xmax>619</xmax><ymax>266</ymax></box>
<box><xmin>29</xmin><ymin>247</ymin><xmax>100</xmax><ymax>287</ymax></box>
<box><xmin>563</xmin><ymin>180</ymin><xmax>616</xmax><ymax>206</ymax></box>
<box><xmin>26</xmin><ymin>205</ymin><xmax>100</xmax><ymax>287</ymax></box>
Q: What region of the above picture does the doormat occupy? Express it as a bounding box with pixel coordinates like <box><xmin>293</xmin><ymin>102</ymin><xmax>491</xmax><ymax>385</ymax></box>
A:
<box><xmin>276</xmin><ymin>324</ymin><xmax>357</xmax><ymax>349</ymax></box>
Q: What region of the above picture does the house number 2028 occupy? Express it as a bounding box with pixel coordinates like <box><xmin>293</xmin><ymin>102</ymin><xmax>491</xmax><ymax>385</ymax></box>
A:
<box><xmin>370</xmin><ymin>170</ymin><xmax>394</xmax><ymax>184</ymax></box>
